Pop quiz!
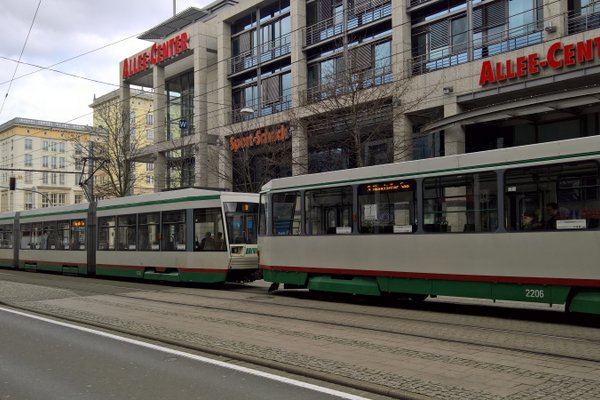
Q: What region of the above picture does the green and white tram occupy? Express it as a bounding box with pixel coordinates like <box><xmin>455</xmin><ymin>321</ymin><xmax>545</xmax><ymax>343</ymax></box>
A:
<box><xmin>258</xmin><ymin>136</ymin><xmax>600</xmax><ymax>314</ymax></box>
<box><xmin>0</xmin><ymin>188</ymin><xmax>260</xmax><ymax>283</ymax></box>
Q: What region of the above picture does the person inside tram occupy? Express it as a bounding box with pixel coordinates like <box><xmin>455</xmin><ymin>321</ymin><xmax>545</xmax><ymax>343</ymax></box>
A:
<box><xmin>544</xmin><ymin>202</ymin><xmax>559</xmax><ymax>229</ymax></box>
<box><xmin>199</xmin><ymin>232</ymin><xmax>215</xmax><ymax>250</ymax></box>
<box><xmin>521</xmin><ymin>211</ymin><xmax>542</xmax><ymax>230</ymax></box>
<box><xmin>214</xmin><ymin>232</ymin><xmax>225</xmax><ymax>250</ymax></box>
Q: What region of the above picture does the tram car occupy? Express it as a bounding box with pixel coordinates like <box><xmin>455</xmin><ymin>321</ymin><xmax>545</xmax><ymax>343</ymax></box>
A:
<box><xmin>0</xmin><ymin>188</ymin><xmax>260</xmax><ymax>283</ymax></box>
<box><xmin>258</xmin><ymin>136</ymin><xmax>600</xmax><ymax>315</ymax></box>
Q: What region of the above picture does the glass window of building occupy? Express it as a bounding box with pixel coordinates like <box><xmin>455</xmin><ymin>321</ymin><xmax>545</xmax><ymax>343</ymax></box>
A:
<box><xmin>24</xmin><ymin>138</ymin><xmax>32</xmax><ymax>150</ymax></box>
<box><xmin>305</xmin><ymin>186</ymin><xmax>353</xmax><ymax>235</ymax></box>
<box><xmin>24</xmin><ymin>192</ymin><xmax>34</xmax><ymax>210</ymax></box>
<box><xmin>162</xmin><ymin>210</ymin><xmax>186</xmax><ymax>251</ymax></box>
<box><xmin>194</xmin><ymin>208</ymin><xmax>226</xmax><ymax>251</ymax></box>
<box><xmin>166</xmin><ymin>71</ymin><xmax>194</xmax><ymax>141</ymax></box>
<box><xmin>272</xmin><ymin>192</ymin><xmax>301</xmax><ymax>235</ymax></box>
<box><xmin>358</xmin><ymin>180</ymin><xmax>416</xmax><ymax>234</ymax></box>
<box><xmin>423</xmin><ymin>172</ymin><xmax>498</xmax><ymax>233</ymax></box>
<box><xmin>25</xmin><ymin>154</ymin><xmax>32</xmax><ymax>166</ymax></box>
<box><xmin>138</xmin><ymin>212</ymin><xmax>160</xmax><ymax>251</ymax></box>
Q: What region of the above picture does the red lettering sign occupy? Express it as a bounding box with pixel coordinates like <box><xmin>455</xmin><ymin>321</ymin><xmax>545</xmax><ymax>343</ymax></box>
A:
<box><xmin>122</xmin><ymin>32</ymin><xmax>189</xmax><ymax>79</ymax></box>
<box><xmin>479</xmin><ymin>35</ymin><xmax>600</xmax><ymax>86</ymax></box>
<box><xmin>228</xmin><ymin>125</ymin><xmax>290</xmax><ymax>153</ymax></box>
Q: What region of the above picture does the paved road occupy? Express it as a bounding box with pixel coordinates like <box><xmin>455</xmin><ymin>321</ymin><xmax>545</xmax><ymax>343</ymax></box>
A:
<box><xmin>0</xmin><ymin>307</ymin><xmax>368</xmax><ymax>400</ymax></box>
<box><xmin>1</xmin><ymin>270</ymin><xmax>600</xmax><ymax>400</ymax></box>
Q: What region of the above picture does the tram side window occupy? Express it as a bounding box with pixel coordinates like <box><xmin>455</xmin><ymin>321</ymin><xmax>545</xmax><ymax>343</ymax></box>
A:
<box><xmin>31</xmin><ymin>223</ymin><xmax>43</xmax><ymax>249</ymax></box>
<box><xmin>138</xmin><ymin>213</ymin><xmax>160</xmax><ymax>251</ymax></box>
<box><xmin>0</xmin><ymin>224</ymin><xmax>13</xmax><ymax>249</ymax></box>
<box><xmin>20</xmin><ymin>223</ymin><xmax>31</xmax><ymax>249</ymax></box>
<box><xmin>272</xmin><ymin>192</ymin><xmax>301</xmax><ymax>236</ymax></box>
<box><xmin>423</xmin><ymin>172</ymin><xmax>498</xmax><ymax>233</ymax></box>
<box><xmin>71</xmin><ymin>219</ymin><xmax>86</xmax><ymax>250</ymax></box>
<box><xmin>305</xmin><ymin>186</ymin><xmax>353</xmax><ymax>235</ymax></box>
<box><xmin>194</xmin><ymin>208</ymin><xmax>225</xmax><ymax>251</ymax></box>
<box><xmin>57</xmin><ymin>220</ymin><xmax>70</xmax><ymax>250</ymax></box>
<box><xmin>162</xmin><ymin>210</ymin><xmax>186</xmax><ymax>251</ymax></box>
<box><xmin>43</xmin><ymin>221</ymin><xmax>57</xmax><ymax>250</ymax></box>
<box><xmin>358</xmin><ymin>180</ymin><xmax>416</xmax><ymax>234</ymax></box>
<box><xmin>117</xmin><ymin>214</ymin><xmax>137</xmax><ymax>251</ymax></box>
<box><xmin>505</xmin><ymin>161</ymin><xmax>600</xmax><ymax>231</ymax></box>
<box><xmin>98</xmin><ymin>217</ymin><xmax>116</xmax><ymax>250</ymax></box>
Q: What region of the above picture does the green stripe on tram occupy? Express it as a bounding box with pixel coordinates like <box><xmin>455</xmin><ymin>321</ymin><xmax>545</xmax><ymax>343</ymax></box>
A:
<box><xmin>97</xmin><ymin>195</ymin><xmax>221</xmax><ymax>212</ymax></box>
<box><xmin>95</xmin><ymin>265</ymin><xmax>227</xmax><ymax>283</ymax></box>
<box><xmin>264</xmin><ymin>269</ymin><xmax>572</xmax><ymax>305</ymax></box>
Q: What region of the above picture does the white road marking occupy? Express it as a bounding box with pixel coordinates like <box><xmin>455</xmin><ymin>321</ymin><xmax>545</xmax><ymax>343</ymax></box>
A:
<box><xmin>0</xmin><ymin>306</ymin><xmax>373</xmax><ymax>400</ymax></box>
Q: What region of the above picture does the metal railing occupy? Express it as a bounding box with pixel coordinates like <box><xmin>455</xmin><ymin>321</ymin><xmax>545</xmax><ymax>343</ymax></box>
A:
<box><xmin>303</xmin><ymin>64</ymin><xmax>393</xmax><ymax>105</ymax></box>
<box><xmin>230</xmin><ymin>94</ymin><xmax>292</xmax><ymax>124</ymax></box>
<box><xmin>567</xmin><ymin>6</ymin><xmax>600</xmax><ymax>34</ymax></box>
<box><xmin>304</xmin><ymin>0</ymin><xmax>391</xmax><ymax>47</ymax></box>
<box><xmin>410</xmin><ymin>19</ymin><xmax>544</xmax><ymax>76</ymax></box>
<box><xmin>229</xmin><ymin>33</ymin><xmax>292</xmax><ymax>76</ymax></box>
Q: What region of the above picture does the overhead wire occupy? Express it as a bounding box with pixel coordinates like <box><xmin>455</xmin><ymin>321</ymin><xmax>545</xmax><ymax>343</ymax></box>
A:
<box><xmin>0</xmin><ymin>0</ymin><xmax>43</xmax><ymax>117</ymax></box>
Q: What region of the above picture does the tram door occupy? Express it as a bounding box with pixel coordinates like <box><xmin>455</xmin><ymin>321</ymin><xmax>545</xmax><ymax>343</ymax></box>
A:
<box><xmin>324</xmin><ymin>206</ymin><xmax>352</xmax><ymax>234</ymax></box>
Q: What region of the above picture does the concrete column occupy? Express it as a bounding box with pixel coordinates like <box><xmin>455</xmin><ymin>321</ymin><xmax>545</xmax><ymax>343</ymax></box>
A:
<box><xmin>543</xmin><ymin>0</ymin><xmax>568</xmax><ymax>38</ymax></box>
<box><xmin>443</xmin><ymin>103</ymin><xmax>465</xmax><ymax>156</ymax></box>
<box><xmin>391</xmin><ymin>0</ymin><xmax>413</xmax><ymax>162</ymax></box>
<box><xmin>153</xmin><ymin>65</ymin><xmax>166</xmax><ymax>191</ymax></box>
<box><xmin>393</xmin><ymin>114</ymin><xmax>412</xmax><ymax>162</ymax></box>
<box><xmin>217</xmin><ymin>21</ymin><xmax>233</xmax><ymax>186</ymax></box>
<box><xmin>291</xmin><ymin>125</ymin><xmax>308</xmax><ymax>175</ymax></box>
<box><xmin>291</xmin><ymin>0</ymin><xmax>308</xmax><ymax>175</ymax></box>
<box><xmin>194</xmin><ymin>28</ymin><xmax>209</xmax><ymax>187</ymax></box>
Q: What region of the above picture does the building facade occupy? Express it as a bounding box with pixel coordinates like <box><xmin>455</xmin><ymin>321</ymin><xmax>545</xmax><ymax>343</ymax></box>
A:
<box><xmin>0</xmin><ymin>118</ymin><xmax>91</xmax><ymax>211</ymax></box>
<box><xmin>89</xmin><ymin>88</ymin><xmax>155</xmax><ymax>197</ymax></box>
<box><xmin>121</xmin><ymin>0</ymin><xmax>600</xmax><ymax>193</ymax></box>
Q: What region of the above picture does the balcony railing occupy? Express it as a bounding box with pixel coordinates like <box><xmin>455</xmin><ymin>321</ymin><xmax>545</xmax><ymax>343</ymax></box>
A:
<box><xmin>303</xmin><ymin>64</ymin><xmax>393</xmax><ymax>105</ymax></box>
<box><xmin>567</xmin><ymin>6</ymin><xmax>600</xmax><ymax>34</ymax></box>
<box><xmin>304</xmin><ymin>0</ymin><xmax>391</xmax><ymax>47</ymax></box>
<box><xmin>229</xmin><ymin>33</ymin><xmax>292</xmax><ymax>76</ymax></box>
<box><xmin>231</xmin><ymin>94</ymin><xmax>292</xmax><ymax>124</ymax></box>
<box><xmin>410</xmin><ymin>20</ymin><xmax>544</xmax><ymax>76</ymax></box>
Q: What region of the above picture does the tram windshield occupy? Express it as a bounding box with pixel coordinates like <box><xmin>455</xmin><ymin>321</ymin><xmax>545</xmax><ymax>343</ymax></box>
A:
<box><xmin>224</xmin><ymin>202</ymin><xmax>259</xmax><ymax>245</ymax></box>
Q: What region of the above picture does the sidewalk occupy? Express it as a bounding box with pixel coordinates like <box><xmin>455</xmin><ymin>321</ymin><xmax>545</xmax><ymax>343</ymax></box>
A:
<box><xmin>1</xmin><ymin>279</ymin><xmax>599</xmax><ymax>400</ymax></box>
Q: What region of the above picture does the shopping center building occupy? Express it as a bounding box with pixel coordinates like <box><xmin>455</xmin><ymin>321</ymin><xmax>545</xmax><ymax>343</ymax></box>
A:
<box><xmin>120</xmin><ymin>0</ymin><xmax>600</xmax><ymax>193</ymax></box>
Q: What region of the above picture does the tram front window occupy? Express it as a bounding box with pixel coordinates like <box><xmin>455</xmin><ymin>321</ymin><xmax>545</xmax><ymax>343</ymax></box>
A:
<box><xmin>224</xmin><ymin>202</ymin><xmax>259</xmax><ymax>244</ymax></box>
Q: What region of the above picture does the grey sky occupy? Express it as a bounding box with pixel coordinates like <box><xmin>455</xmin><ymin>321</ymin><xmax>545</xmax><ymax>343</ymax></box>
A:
<box><xmin>0</xmin><ymin>0</ymin><xmax>212</xmax><ymax>125</ymax></box>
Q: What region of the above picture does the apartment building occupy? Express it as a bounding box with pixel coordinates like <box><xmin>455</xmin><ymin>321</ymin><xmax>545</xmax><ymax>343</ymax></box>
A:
<box><xmin>120</xmin><ymin>0</ymin><xmax>600</xmax><ymax>192</ymax></box>
<box><xmin>0</xmin><ymin>118</ymin><xmax>90</xmax><ymax>211</ymax></box>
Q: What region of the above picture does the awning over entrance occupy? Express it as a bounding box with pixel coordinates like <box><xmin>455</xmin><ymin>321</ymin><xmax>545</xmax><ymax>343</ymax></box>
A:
<box><xmin>422</xmin><ymin>86</ymin><xmax>600</xmax><ymax>133</ymax></box>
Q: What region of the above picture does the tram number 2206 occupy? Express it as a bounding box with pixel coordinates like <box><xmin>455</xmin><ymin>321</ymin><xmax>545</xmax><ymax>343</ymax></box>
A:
<box><xmin>525</xmin><ymin>288</ymin><xmax>545</xmax><ymax>299</ymax></box>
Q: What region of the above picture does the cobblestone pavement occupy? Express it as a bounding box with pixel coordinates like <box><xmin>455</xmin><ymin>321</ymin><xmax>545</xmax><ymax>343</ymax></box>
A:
<box><xmin>1</xmin><ymin>280</ymin><xmax>599</xmax><ymax>400</ymax></box>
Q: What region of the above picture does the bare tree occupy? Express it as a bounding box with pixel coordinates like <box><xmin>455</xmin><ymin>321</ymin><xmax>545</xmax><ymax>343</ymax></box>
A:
<box><xmin>289</xmin><ymin>46</ymin><xmax>436</xmax><ymax>172</ymax></box>
<box><xmin>73</xmin><ymin>97</ymin><xmax>146</xmax><ymax>199</ymax></box>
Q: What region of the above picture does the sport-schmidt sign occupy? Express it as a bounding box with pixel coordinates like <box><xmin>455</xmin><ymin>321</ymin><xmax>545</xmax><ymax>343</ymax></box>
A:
<box><xmin>479</xmin><ymin>36</ymin><xmax>600</xmax><ymax>86</ymax></box>
<box><xmin>122</xmin><ymin>33</ymin><xmax>189</xmax><ymax>79</ymax></box>
<box><xmin>229</xmin><ymin>124</ymin><xmax>289</xmax><ymax>152</ymax></box>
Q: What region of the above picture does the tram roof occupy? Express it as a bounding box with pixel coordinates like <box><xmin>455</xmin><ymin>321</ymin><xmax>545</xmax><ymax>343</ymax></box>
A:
<box><xmin>261</xmin><ymin>136</ymin><xmax>600</xmax><ymax>192</ymax></box>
